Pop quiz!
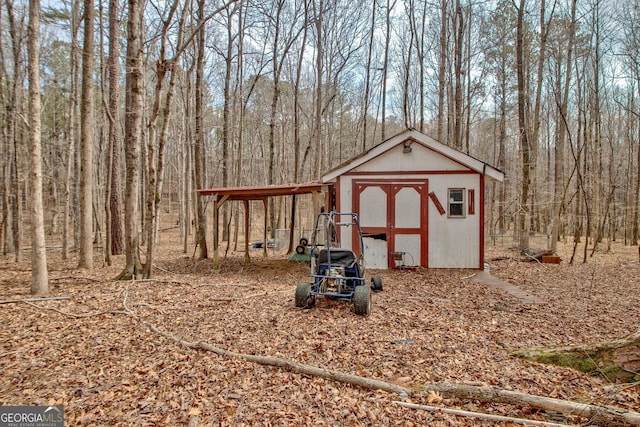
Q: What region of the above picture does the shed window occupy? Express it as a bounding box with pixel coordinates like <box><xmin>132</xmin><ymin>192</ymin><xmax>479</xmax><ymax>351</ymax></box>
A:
<box><xmin>448</xmin><ymin>188</ymin><xmax>465</xmax><ymax>217</ymax></box>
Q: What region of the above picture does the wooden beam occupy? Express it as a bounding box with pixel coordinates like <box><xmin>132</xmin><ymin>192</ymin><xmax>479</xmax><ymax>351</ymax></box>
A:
<box><xmin>217</xmin><ymin>194</ymin><xmax>230</xmax><ymax>208</ymax></box>
<box><xmin>312</xmin><ymin>190</ymin><xmax>326</xmax><ymax>207</ymax></box>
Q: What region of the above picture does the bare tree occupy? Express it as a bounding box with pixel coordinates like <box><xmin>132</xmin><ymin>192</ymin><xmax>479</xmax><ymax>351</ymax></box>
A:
<box><xmin>437</xmin><ymin>0</ymin><xmax>447</xmax><ymax>143</ymax></box>
<box><xmin>262</xmin><ymin>0</ymin><xmax>305</xmax><ymax>237</ymax></box>
<box><xmin>622</xmin><ymin>1</ymin><xmax>640</xmax><ymax>245</ymax></box>
<box><xmin>288</xmin><ymin>0</ymin><xmax>310</xmax><ymax>253</ymax></box>
<box><xmin>194</xmin><ymin>0</ymin><xmax>208</xmax><ymax>261</ymax></box>
<box><xmin>550</xmin><ymin>0</ymin><xmax>576</xmax><ymax>254</ymax></box>
<box><xmin>27</xmin><ymin>0</ymin><xmax>48</xmax><ymax>294</ymax></box>
<box><xmin>106</xmin><ymin>0</ymin><xmax>124</xmax><ymax>261</ymax></box>
<box><xmin>405</xmin><ymin>0</ymin><xmax>427</xmax><ymax>132</ymax></box>
<box><xmin>78</xmin><ymin>0</ymin><xmax>94</xmax><ymax>269</ymax></box>
<box><xmin>484</xmin><ymin>0</ymin><xmax>516</xmax><ymax>239</ymax></box>
<box><xmin>515</xmin><ymin>0</ymin><xmax>531</xmax><ymax>251</ymax></box>
<box><xmin>118</xmin><ymin>0</ymin><xmax>144</xmax><ymax>279</ymax></box>
<box><xmin>62</xmin><ymin>0</ymin><xmax>81</xmax><ymax>261</ymax></box>
<box><xmin>3</xmin><ymin>0</ymin><xmax>24</xmax><ymax>261</ymax></box>
<box><xmin>311</xmin><ymin>0</ymin><xmax>323</xmax><ymax>177</ymax></box>
<box><xmin>142</xmin><ymin>0</ymin><xmax>180</xmax><ymax>278</ymax></box>
<box><xmin>361</xmin><ymin>0</ymin><xmax>377</xmax><ymax>150</ymax></box>
<box><xmin>219</xmin><ymin>4</ymin><xmax>238</xmax><ymax>244</ymax></box>
<box><xmin>452</xmin><ymin>0</ymin><xmax>463</xmax><ymax>150</ymax></box>
<box><xmin>380</xmin><ymin>0</ymin><xmax>396</xmax><ymax>141</ymax></box>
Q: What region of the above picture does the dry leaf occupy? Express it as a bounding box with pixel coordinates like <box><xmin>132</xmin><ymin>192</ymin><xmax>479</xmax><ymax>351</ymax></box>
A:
<box><xmin>427</xmin><ymin>390</ymin><xmax>443</xmax><ymax>404</ymax></box>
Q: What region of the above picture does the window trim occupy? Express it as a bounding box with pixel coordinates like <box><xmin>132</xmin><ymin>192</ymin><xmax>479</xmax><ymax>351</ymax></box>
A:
<box><xmin>448</xmin><ymin>188</ymin><xmax>466</xmax><ymax>218</ymax></box>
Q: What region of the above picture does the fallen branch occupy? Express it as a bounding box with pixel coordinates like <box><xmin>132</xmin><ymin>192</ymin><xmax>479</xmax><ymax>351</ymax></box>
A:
<box><xmin>18</xmin><ymin>287</ymin><xmax>133</xmax><ymax>319</ymax></box>
<box><xmin>21</xmin><ymin>300</ymin><xmax>130</xmax><ymax>318</ymax></box>
<box><xmin>0</xmin><ymin>296</ymin><xmax>72</xmax><ymax>305</ymax></box>
<box><xmin>420</xmin><ymin>382</ymin><xmax>640</xmax><ymax>426</ymax></box>
<box><xmin>394</xmin><ymin>401</ymin><xmax>571</xmax><ymax>427</ymax></box>
<box><xmin>131</xmin><ymin>278</ymin><xmax>193</xmax><ymax>286</ymax></box>
<box><xmin>50</xmin><ymin>276</ymin><xmax>102</xmax><ymax>283</ymax></box>
<box><xmin>146</xmin><ymin>323</ymin><xmax>410</xmax><ymax>395</ymax></box>
<box><xmin>145</xmin><ymin>323</ymin><xmax>640</xmax><ymax>426</ymax></box>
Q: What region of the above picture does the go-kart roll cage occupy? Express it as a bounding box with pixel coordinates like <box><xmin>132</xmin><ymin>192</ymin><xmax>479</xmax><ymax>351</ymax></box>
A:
<box><xmin>308</xmin><ymin>212</ymin><xmax>366</xmax><ymax>299</ymax></box>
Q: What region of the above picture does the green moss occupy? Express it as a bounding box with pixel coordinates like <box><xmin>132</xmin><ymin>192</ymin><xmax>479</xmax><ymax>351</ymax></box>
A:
<box><xmin>514</xmin><ymin>340</ymin><xmax>640</xmax><ymax>382</ymax></box>
<box><xmin>520</xmin><ymin>350</ymin><xmax>633</xmax><ymax>381</ymax></box>
<box><xmin>533</xmin><ymin>351</ymin><xmax>599</xmax><ymax>373</ymax></box>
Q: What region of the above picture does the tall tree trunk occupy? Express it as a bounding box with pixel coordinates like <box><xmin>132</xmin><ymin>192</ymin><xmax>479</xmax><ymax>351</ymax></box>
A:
<box><xmin>62</xmin><ymin>0</ymin><xmax>81</xmax><ymax>261</ymax></box>
<box><xmin>362</xmin><ymin>0</ymin><xmax>376</xmax><ymax>151</ymax></box>
<box><xmin>532</xmin><ymin>0</ymin><xmax>553</xmax><ymax>239</ymax></box>
<box><xmin>497</xmin><ymin>56</ymin><xmax>507</xmax><ymax>236</ymax></box>
<box><xmin>437</xmin><ymin>0</ymin><xmax>447</xmax><ymax>143</ymax></box>
<box><xmin>194</xmin><ymin>0</ymin><xmax>208</xmax><ymax>261</ymax></box>
<box><xmin>463</xmin><ymin>4</ymin><xmax>472</xmax><ymax>153</ymax></box>
<box><xmin>232</xmin><ymin>0</ymin><xmax>244</xmax><ymax>253</ymax></box>
<box><xmin>118</xmin><ymin>0</ymin><xmax>143</xmax><ymax>279</ymax></box>
<box><xmin>452</xmin><ymin>0</ymin><xmax>463</xmax><ymax>150</ymax></box>
<box><xmin>634</xmin><ymin>96</ymin><xmax>640</xmax><ymax>245</ymax></box>
<box><xmin>268</xmin><ymin>4</ymin><xmax>281</xmax><ymax>242</ymax></box>
<box><xmin>515</xmin><ymin>0</ymin><xmax>530</xmax><ymax>251</ymax></box>
<box><xmin>312</xmin><ymin>0</ymin><xmax>323</xmax><ymax>179</ymax></box>
<box><xmin>27</xmin><ymin>0</ymin><xmax>48</xmax><ymax>294</ymax></box>
<box><xmin>79</xmin><ymin>0</ymin><xmax>95</xmax><ymax>269</ymax></box>
<box><xmin>550</xmin><ymin>0</ymin><xmax>576</xmax><ymax>253</ymax></box>
<box><xmin>182</xmin><ymin>65</ymin><xmax>194</xmax><ymax>254</ymax></box>
<box><xmin>4</xmin><ymin>0</ymin><xmax>23</xmax><ymax>260</ymax></box>
<box><xmin>401</xmin><ymin>27</ymin><xmax>413</xmax><ymax>129</ymax></box>
<box><xmin>107</xmin><ymin>0</ymin><xmax>124</xmax><ymax>258</ymax></box>
<box><xmin>381</xmin><ymin>0</ymin><xmax>395</xmax><ymax>141</ymax></box>
<box><xmin>289</xmin><ymin>0</ymin><xmax>308</xmax><ymax>253</ymax></box>
<box><xmin>222</xmin><ymin>6</ymin><xmax>235</xmax><ymax>243</ymax></box>
<box><xmin>416</xmin><ymin>0</ymin><xmax>426</xmax><ymax>132</ymax></box>
<box><xmin>143</xmin><ymin>1</ymin><xmax>181</xmax><ymax>279</ymax></box>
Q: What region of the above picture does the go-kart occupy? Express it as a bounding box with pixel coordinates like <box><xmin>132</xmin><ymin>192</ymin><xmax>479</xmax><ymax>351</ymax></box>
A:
<box><xmin>294</xmin><ymin>211</ymin><xmax>382</xmax><ymax>315</ymax></box>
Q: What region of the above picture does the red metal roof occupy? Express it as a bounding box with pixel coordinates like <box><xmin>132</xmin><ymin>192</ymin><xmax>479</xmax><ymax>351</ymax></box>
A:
<box><xmin>195</xmin><ymin>182</ymin><xmax>328</xmax><ymax>201</ymax></box>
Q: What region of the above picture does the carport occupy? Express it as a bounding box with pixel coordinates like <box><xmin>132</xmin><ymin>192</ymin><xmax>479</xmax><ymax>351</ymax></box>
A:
<box><xmin>196</xmin><ymin>183</ymin><xmax>330</xmax><ymax>268</ymax></box>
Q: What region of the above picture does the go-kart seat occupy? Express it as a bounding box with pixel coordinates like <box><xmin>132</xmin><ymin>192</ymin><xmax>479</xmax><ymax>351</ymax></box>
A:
<box><xmin>317</xmin><ymin>248</ymin><xmax>356</xmax><ymax>267</ymax></box>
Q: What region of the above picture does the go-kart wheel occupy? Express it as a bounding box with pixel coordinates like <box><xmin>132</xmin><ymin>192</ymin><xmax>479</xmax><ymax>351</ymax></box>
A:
<box><xmin>353</xmin><ymin>285</ymin><xmax>371</xmax><ymax>316</ymax></box>
<box><xmin>299</xmin><ymin>237</ymin><xmax>309</xmax><ymax>246</ymax></box>
<box><xmin>295</xmin><ymin>282</ymin><xmax>314</xmax><ymax>308</ymax></box>
<box><xmin>295</xmin><ymin>244</ymin><xmax>306</xmax><ymax>254</ymax></box>
<box><xmin>371</xmin><ymin>276</ymin><xmax>383</xmax><ymax>292</ymax></box>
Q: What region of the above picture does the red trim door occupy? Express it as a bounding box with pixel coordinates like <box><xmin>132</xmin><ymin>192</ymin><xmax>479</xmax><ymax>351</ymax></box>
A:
<box><xmin>353</xmin><ymin>179</ymin><xmax>428</xmax><ymax>268</ymax></box>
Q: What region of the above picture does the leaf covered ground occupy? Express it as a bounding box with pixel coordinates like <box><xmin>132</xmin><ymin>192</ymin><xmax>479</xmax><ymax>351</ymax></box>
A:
<box><xmin>0</xmin><ymin>233</ymin><xmax>638</xmax><ymax>426</ymax></box>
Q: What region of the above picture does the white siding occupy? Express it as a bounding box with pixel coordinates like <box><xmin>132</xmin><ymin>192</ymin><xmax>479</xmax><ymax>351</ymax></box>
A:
<box><xmin>353</xmin><ymin>144</ymin><xmax>468</xmax><ymax>173</ymax></box>
<box><xmin>329</xmin><ymin>131</ymin><xmax>488</xmax><ymax>269</ymax></box>
<box><xmin>427</xmin><ymin>174</ymin><xmax>480</xmax><ymax>268</ymax></box>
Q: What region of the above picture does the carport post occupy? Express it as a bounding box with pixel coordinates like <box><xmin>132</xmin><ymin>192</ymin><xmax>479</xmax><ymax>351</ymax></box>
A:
<box><xmin>288</xmin><ymin>194</ymin><xmax>297</xmax><ymax>254</ymax></box>
<box><xmin>212</xmin><ymin>194</ymin><xmax>229</xmax><ymax>270</ymax></box>
<box><xmin>262</xmin><ymin>197</ymin><xmax>269</xmax><ymax>258</ymax></box>
<box><xmin>262</xmin><ymin>198</ymin><xmax>268</xmax><ymax>257</ymax></box>
<box><xmin>212</xmin><ymin>195</ymin><xmax>219</xmax><ymax>270</ymax></box>
<box><xmin>243</xmin><ymin>200</ymin><xmax>250</xmax><ymax>263</ymax></box>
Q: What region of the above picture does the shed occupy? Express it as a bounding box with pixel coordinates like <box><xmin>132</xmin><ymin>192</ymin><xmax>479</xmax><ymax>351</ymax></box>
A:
<box><xmin>322</xmin><ymin>129</ymin><xmax>504</xmax><ymax>269</ymax></box>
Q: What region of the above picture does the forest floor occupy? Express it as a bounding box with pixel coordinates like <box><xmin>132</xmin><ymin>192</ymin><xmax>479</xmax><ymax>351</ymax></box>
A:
<box><xmin>0</xmin><ymin>229</ymin><xmax>639</xmax><ymax>426</ymax></box>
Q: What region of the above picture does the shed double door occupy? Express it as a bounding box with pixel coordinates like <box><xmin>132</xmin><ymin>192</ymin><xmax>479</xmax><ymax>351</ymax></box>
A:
<box><xmin>353</xmin><ymin>180</ymin><xmax>428</xmax><ymax>268</ymax></box>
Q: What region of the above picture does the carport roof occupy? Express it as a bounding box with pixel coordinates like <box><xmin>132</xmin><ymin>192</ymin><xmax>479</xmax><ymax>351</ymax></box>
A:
<box><xmin>196</xmin><ymin>182</ymin><xmax>329</xmax><ymax>201</ymax></box>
